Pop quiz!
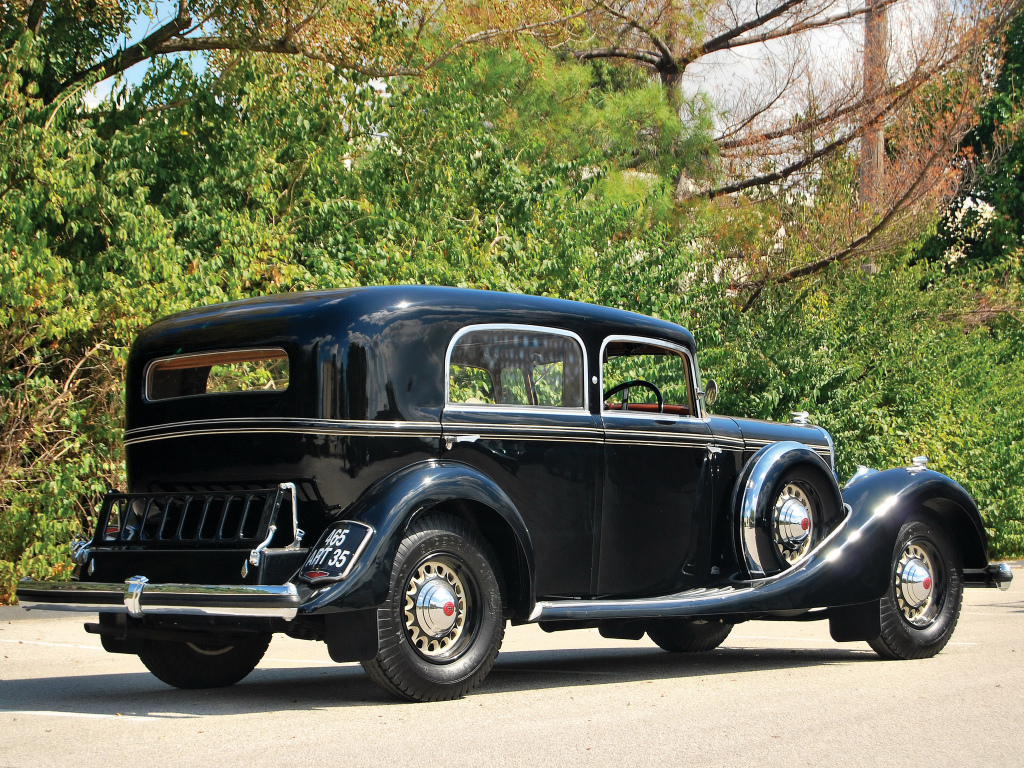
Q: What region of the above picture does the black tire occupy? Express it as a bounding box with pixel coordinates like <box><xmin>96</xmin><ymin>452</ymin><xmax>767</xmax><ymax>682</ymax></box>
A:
<box><xmin>137</xmin><ymin>634</ymin><xmax>271</xmax><ymax>689</ymax></box>
<box><xmin>361</xmin><ymin>513</ymin><xmax>505</xmax><ymax>702</ymax></box>
<box><xmin>868</xmin><ymin>519</ymin><xmax>963</xmax><ymax>660</ymax></box>
<box><xmin>648</xmin><ymin>619</ymin><xmax>733</xmax><ymax>653</ymax></box>
<box><xmin>757</xmin><ymin>464</ymin><xmax>844</xmax><ymax>575</ymax></box>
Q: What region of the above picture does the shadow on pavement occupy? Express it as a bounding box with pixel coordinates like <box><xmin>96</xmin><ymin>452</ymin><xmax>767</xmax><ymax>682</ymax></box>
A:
<box><xmin>0</xmin><ymin>642</ymin><xmax>876</xmax><ymax>716</ymax></box>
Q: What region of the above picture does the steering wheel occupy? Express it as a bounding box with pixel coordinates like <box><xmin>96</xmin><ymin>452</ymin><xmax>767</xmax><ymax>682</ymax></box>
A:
<box><xmin>603</xmin><ymin>379</ymin><xmax>664</xmax><ymax>413</ymax></box>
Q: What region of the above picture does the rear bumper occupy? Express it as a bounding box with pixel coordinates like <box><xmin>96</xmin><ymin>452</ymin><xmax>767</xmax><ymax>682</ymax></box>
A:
<box><xmin>15</xmin><ymin>576</ymin><xmax>300</xmax><ymax>619</ymax></box>
<box><xmin>964</xmin><ymin>563</ymin><xmax>1014</xmax><ymax>591</ymax></box>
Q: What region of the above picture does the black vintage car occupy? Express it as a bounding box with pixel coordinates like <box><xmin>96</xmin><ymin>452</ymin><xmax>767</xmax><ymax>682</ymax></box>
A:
<box><xmin>18</xmin><ymin>286</ymin><xmax>1013</xmax><ymax>701</ymax></box>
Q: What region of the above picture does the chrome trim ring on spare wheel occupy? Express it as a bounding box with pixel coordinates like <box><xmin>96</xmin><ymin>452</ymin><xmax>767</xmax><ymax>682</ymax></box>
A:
<box><xmin>404</xmin><ymin>558</ymin><xmax>470</xmax><ymax>659</ymax></box>
<box><xmin>895</xmin><ymin>539</ymin><xmax>942</xmax><ymax>627</ymax></box>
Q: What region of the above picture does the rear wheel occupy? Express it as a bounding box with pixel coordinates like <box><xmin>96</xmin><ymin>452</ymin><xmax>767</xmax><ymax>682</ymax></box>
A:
<box><xmin>361</xmin><ymin>513</ymin><xmax>505</xmax><ymax>702</ymax></box>
<box><xmin>868</xmin><ymin>519</ymin><xmax>963</xmax><ymax>660</ymax></box>
<box><xmin>138</xmin><ymin>634</ymin><xmax>270</xmax><ymax>689</ymax></box>
<box><xmin>648</xmin><ymin>619</ymin><xmax>733</xmax><ymax>653</ymax></box>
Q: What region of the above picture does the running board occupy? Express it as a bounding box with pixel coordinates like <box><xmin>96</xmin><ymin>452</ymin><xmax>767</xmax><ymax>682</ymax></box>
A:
<box><xmin>529</xmin><ymin>586</ymin><xmax>754</xmax><ymax>623</ymax></box>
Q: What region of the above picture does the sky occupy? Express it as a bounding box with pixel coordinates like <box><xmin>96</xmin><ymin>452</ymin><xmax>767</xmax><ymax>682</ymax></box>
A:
<box><xmin>83</xmin><ymin>1</ymin><xmax>207</xmax><ymax>107</ymax></box>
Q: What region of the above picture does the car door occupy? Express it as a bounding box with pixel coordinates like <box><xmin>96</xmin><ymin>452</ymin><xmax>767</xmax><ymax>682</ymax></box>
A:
<box><xmin>596</xmin><ymin>335</ymin><xmax>714</xmax><ymax>597</ymax></box>
<box><xmin>441</xmin><ymin>324</ymin><xmax>601</xmax><ymax>598</ymax></box>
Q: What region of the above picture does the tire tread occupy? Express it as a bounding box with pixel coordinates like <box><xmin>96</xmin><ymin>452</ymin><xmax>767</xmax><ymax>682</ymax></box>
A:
<box><xmin>360</xmin><ymin>513</ymin><xmax>505</xmax><ymax>702</ymax></box>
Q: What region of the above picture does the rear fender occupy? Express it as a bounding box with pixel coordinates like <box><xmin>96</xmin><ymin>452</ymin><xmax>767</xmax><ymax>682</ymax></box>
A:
<box><xmin>296</xmin><ymin>460</ymin><xmax>533</xmax><ymax>614</ymax></box>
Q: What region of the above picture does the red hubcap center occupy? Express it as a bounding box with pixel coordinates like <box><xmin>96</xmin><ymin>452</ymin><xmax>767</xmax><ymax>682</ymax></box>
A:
<box><xmin>800</xmin><ymin>518</ymin><xmax>810</xmax><ymax>531</ymax></box>
<box><xmin>443</xmin><ymin>601</ymin><xmax>455</xmax><ymax>617</ymax></box>
<box><xmin>923</xmin><ymin>577</ymin><xmax>932</xmax><ymax>590</ymax></box>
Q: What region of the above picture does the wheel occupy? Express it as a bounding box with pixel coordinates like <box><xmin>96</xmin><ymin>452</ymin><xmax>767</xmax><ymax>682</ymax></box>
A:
<box><xmin>361</xmin><ymin>513</ymin><xmax>505</xmax><ymax>702</ymax></box>
<box><xmin>647</xmin><ymin>619</ymin><xmax>733</xmax><ymax>653</ymax></box>
<box><xmin>753</xmin><ymin>465</ymin><xmax>843</xmax><ymax>575</ymax></box>
<box><xmin>868</xmin><ymin>519</ymin><xmax>963</xmax><ymax>660</ymax></box>
<box><xmin>137</xmin><ymin>634</ymin><xmax>271</xmax><ymax>689</ymax></box>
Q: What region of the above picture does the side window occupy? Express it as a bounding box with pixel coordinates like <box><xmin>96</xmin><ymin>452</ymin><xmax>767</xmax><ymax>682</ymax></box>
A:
<box><xmin>448</xmin><ymin>328</ymin><xmax>585</xmax><ymax>408</ymax></box>
<box><xmin>602</xmin><ymin>340</ymin><xmax>693</xmax><ymax>416</ymax></box>
<box><xmin>147</xmin><ymin>348</ymin><xmax>289</xmax><ymax>401</ymax></box>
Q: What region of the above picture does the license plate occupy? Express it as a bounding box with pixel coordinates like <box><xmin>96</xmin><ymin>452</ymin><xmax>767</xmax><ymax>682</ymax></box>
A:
<box><xmin>299</xmin><ymin>521</ymin><xmax>373</xmax><ymax>583</ymax></box>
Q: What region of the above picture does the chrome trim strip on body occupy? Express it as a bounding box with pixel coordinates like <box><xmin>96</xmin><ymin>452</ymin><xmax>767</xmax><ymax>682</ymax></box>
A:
<box><xmin>124</xmin><ymin>417</ymin><xmax>444</xmax><ymax>446</ymax></box>
<box><xmin>443</xmin><ymin>323</ymin><xmax>590</xmax><ymax>412</ymax></box>
<box><xmin>16</xmin><ymin>579</ymin><xmax>301</xmax><ymax>619</ymax></box>
<box><xmin>126</xmin><ymin>416</ymin><xmax>443</xmax><ymax>438</ymax></box>
<box><xmin>125</xmin><ymin>415</ymin><xmax>833</xmax><ymax>455</ymax></box>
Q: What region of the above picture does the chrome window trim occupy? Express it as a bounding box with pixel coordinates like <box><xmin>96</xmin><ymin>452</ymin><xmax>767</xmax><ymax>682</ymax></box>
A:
<box><xmin>598</xmin><ymin>334</ymin><xmax>703</xmax><ymax>420</ymax></box>
<box><xmin>143</xmin><ymin>346</ymin><xmax>290</xmax><ymax>403</ymax></box>
<box><xmin>444</xmin><ymin>323</ymin><xmax>589</xmax><ymax>412</ymax></box>
<box><xmin>443</xmin><ymin>402</ymin><xmax>592</xmax><ymax>417</ymax></box>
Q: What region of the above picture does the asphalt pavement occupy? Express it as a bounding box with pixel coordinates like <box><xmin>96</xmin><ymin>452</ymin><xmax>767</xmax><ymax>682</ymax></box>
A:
<box><xmin>1</xmin><ymin>577</ymin><xmax>1021</xmax><ymax>767</ymax></box>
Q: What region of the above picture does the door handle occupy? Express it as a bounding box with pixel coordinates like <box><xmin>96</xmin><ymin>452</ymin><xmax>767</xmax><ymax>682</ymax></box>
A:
<box><xmin>444</xmin><ymin>434</ymin><xmax>480</xmax><ymax>450</ymax></box>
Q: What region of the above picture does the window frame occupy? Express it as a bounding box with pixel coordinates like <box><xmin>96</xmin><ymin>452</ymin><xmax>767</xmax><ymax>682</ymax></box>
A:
<box><xmin>598</xmin><ymin>335</ymin><xmax>704</xmax><ymax>420</ymax></box>
<box><xmin>444</xmin><ymin>323</ymin><xmax>589</xmax><ymax>413</ymax></box>
<box><xmin>143</xmin><ymin>347</ymin><xmax>290</xmax><ymax>403</ymax></box>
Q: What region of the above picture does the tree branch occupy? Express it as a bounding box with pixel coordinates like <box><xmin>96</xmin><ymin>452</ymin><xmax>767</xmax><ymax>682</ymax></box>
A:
<box><xmin>696</xmin><ymin>130</ymin><xmax>858</xmax><ymax>200</ymax></box>
<box><xmin>150</xmin><ymin>37</ymin><xmax>420</xmax><ymax>77</ymax></box>
<box><xmin>725</xmin><ymin>0</ymin><xmax>901</xmax><ymax>51</ymax></box>
<box><xmin>572</xmin><ymin>46</ymin><xmax>663</xmax><ymax>66</ymax></box>
<box><xmin>738</xmin><ymin>148</ymin><xmax>947</xmax><ymax>311</ymax></box>
<box><xmin>53</xmin><ymin>3</ymin><xmax>192</xmax><ymax>99</ymax></box>
<box><xmin>717</xmin><ymin>55</ymin><xmax>941</xmax><ymax>151</ymax></box>
<box><xmin>685</xmin><ymin>0</ymin><xmax>806</xmax><ymax>63</ymax></box>
<box><xmin>590</xmin><ymin>0</ymin><xmax>678</xmax><ymax>71</ymax></box>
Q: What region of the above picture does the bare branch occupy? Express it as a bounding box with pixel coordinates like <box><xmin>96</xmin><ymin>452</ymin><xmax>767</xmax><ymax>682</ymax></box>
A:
<box><xmin>591</xmin><ymin>0</ymin><xmax>678</xmax><ymax>69</ymax></box>
<box><xmin>725</xmin><ymin>0</ymin><xmax>901</xmax><ymax>51</ymax></box>
<box><xmin>738</xmin><ymin>147</ymin><xmax>947</xmax><ymax>311</ymax></box>
<box><xmin>573</xmin><ymin>46</ymin><xmax>663</xmax><ymax>66</ymax></box>
<box><xmin>686</xmin><ymin>0</ymin><xmax>807</xmax><ymax>63</ymax></box>
<box><xmin>696</xmin><ymin>130</ymin><xmax>858</xmax><ymax>199</ymax></box>
<box><xmin>775</xmin><ymin>151</ymin><xmax>944</xmax><ymax>282</ymax></box>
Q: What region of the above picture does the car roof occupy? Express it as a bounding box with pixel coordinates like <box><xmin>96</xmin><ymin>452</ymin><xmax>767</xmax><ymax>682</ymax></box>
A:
<box><xmin>142</xmin><ymin>285</ymin><xmax>696</xmax><ymax>353</ymax></box>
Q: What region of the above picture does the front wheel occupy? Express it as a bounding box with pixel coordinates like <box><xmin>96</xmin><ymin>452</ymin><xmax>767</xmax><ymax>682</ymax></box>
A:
<box><xmin>361</xmin><ymin>513</ymin><xmax>505</xmax><ymax>702</ymax></box>
<box><xmin>138</xmin><ymin>634</ymin><xmax>271</xmax><ymax>689</ymax></box>
<box><xmin>868</xmin><ymin>519</ymin><xmax>963</xmax><ymax>660</ymax></box>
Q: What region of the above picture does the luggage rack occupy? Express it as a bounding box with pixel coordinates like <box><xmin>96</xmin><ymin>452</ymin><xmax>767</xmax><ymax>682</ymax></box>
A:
<box><xmin>90</xmin><ymin>482</ymin><xmax>304</xmax><ymax>552</ymax></box>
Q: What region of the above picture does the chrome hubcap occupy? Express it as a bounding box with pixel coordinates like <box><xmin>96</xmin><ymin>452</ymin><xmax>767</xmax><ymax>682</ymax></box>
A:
<box><xmin>773</xmin><ymin>483</ymin><xmax>814</xmax><ymax>564</ymax></box>
<box><xmin>404</xmin><ymin>560</ymin><xmax>467</xmax><ymax>657</ymax></box>
<box><xmin>895</xmin><ymin>541</ymin><xmax>939</xmax><ymax>627</ymax></box>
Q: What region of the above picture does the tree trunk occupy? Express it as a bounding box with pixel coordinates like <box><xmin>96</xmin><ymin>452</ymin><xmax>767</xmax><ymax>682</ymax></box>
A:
<box><xmin>859</xmin><ymin>0</ymin><xmax>889</xmax><ymax>207</ymax></box>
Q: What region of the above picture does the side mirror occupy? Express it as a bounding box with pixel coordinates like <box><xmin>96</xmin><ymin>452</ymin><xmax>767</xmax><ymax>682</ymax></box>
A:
<box><xmin>703</xmin><ymin>379</ymin><xmax>719</xmax><ymax>406</ymax></box>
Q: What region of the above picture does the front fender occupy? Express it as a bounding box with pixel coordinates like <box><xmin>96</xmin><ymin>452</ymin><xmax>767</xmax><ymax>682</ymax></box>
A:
<box><xmin>296</xmin><ymin>460</ymin><xmax>533</xmax><ymax>614</ymax></box>
<box><xmin>841</xmin><ymin>467</ymin><xmax>989</xmax><ymax>569</ymax></box>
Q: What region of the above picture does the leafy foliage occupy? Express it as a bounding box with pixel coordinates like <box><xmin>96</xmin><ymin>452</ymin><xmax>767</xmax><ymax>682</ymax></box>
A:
<box><xmin>2</xmin><ymin>23</ymin><xmax>1023</xmax><ymax>602</ymax></box>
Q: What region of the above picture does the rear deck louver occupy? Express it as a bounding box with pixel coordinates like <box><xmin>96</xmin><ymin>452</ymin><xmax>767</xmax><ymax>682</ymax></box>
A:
<box><xmin>95</xmin><ymin>488</ymin><xmax>286</xmax><ymax>547</ymax></box>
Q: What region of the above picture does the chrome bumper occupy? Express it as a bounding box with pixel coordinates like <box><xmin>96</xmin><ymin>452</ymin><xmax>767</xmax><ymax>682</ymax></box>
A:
<box><xmin>16</xmin><ymin>576</ymin><xmax>300</xmax><ymax>619</ymax></box>
<box><xmin>964</xmin><ymin>563</ymin><xmax>1014</xmax><ymax>591</ymax></box>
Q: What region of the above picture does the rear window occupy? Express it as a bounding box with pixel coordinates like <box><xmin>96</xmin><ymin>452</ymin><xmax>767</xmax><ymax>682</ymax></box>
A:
<box><xmin>146</xmin><ymin>348</ymin><xmax>289</xmax><ymax>401</ymax></box>
<box><xmin>447</xmin><ymin>327</ymin><xmax>585</xmax><ymax>408</ymax></box>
